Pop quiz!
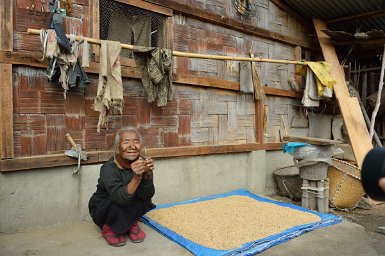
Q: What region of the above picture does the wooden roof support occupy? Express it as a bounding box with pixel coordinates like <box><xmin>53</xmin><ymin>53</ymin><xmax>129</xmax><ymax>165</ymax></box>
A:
<box><xmin>313</xmin><ymin>19</ymin><xmax>373</xmax><ymax>168</ymax></box>
<box><xmin>326</xmin><ymin>8</ymin><xmax>385</xmax><ymax>25</ymax></box>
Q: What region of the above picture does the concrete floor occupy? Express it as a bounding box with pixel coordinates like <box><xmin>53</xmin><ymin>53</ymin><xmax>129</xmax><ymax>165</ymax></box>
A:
<box><xmin>0</xmin><ymin>220</ymin><xmax>380</xmax><ymax>256</ymax></box>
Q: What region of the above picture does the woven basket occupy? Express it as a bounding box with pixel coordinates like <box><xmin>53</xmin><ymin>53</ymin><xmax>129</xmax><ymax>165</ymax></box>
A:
<box><xmin>273</xmin><ymin>166</ymin><xmax>302</xmax><ymax>201</ymax></box>
<box><xmin>327</xmin><ymin>158</ymin><xmax>364</xmax><ymax>209</ymax></box>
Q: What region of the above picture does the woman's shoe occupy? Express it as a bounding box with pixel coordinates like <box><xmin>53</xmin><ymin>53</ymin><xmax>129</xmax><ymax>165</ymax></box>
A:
<box><xmin>101</xmin><ymin>224</ymin><xmax>126</xmax><ymax>247</ymax></box>
<box><xmin>128</xmin><ymin>221</ymin><xmax>146</xmax><ymax>243</ymax></box>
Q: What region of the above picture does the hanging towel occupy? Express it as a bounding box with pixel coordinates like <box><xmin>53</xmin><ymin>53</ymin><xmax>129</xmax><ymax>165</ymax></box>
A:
<box><xmin>306</xmin><ymin>61</ymin><xmax>335</xmax><ymax>98</ymax></box>
<box><xmin>133</xmin><ymin>46</ymin><xmax>173</xmax><ymax>108</ymax></box>
<box><xmin>301</xmin><ymin>67</ymin><xmax>320</xmax><ymax>107</ymax></box>
<box><xmin>239</xmin><ymin>62</ymin><xmax>254</xmax><ymax>93</ymax></box>
<box><xmin>81</xmin><ymin>39</ymin><xmax>90</xmax><ymax>68</ymax></box>
<box><xmin>93</xmin><ymin>40</ymin><xmax>123</xmax><ymax>132</ymax></box>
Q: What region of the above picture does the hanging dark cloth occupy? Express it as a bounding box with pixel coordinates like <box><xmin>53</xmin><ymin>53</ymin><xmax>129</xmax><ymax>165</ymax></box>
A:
<box><xmin>133</xmin><ymin>46</ymin><xmax>173</xmax><ymax>107</ymax></box>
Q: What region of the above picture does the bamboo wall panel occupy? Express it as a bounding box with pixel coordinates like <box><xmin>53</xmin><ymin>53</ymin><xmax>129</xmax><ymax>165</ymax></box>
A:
<box><xmin>12</xmin><ymin>65</ymin><xmax>261</xmax><ymax>157</ymax></box>
<box><xmin>4</xmin><ymin>0</ymin><xmax>310</xmax><ymax>164</ymax></box>
<box><xmin>173</xmin><ymin>16</ymin><xmax>296</xmax><ymax>90</ymax></box>
<box><xmin>13</xmin><ymin>1</ymin><xmax>89</xmax><ymax>52</ymax></box>
<box><xmin>265</xmin><ymin>96</ymin><xmax>304</xmax><ymax>142</ymax></box>
<box><xmin>174</xmin><ymin>0</ymin><xmax>310</xmax><ymax>43</ymax></box>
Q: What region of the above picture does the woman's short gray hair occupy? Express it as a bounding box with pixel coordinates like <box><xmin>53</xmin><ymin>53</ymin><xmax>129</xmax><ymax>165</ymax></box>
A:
<box><xmin>114</xmin><ymin>127</ymin><xmax>143</xmax><ymax>152</ymax></box>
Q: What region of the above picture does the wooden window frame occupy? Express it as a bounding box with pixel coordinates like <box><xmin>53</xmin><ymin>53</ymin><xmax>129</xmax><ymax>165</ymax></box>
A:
<box><xmin>90</xmin><ymin>0</ymin><xmax>174</xmax><ymax>66</ymax></box>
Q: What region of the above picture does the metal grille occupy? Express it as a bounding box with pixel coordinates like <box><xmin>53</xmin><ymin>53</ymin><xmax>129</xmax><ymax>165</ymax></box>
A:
<box><xmin>99</xmin><ymin>0</ymin><xmax>168</xmax><ymax>58</ymax></box>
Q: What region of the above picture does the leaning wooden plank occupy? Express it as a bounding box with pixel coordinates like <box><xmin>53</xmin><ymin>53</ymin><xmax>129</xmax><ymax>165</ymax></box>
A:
<box><xmin>313</xmin><ymin>19</ymin><xmax>372</xmax><ymax>168</ymax></box>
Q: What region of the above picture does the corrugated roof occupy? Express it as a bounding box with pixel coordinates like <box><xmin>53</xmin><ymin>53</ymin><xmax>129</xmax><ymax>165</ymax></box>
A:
<box><xmin>282</xmin><ymin>0</ymin><xmax>385</xmax><ymax>33</ymax></box>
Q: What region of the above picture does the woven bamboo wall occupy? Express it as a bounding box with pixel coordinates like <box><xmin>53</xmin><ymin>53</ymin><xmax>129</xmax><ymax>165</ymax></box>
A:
<box><xmin>9</xmin><ymin>0</ymin><xmax>311</xmax><ymax>157</ymax></box>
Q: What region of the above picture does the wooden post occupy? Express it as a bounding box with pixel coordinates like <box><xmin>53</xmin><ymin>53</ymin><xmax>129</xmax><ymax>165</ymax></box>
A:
<box><xmin>313</xmin><ymin>19</ymin><xmax>372</xmax><ymax>169</ymax></box>
<box><xmin>0</xmin><ymin>0</ymin><xmax>14</xmax><ymax>159</ymax></box>
<box><xmin>369</xmin><ymin>46</ymin><xmax>385</xmax><ymax>139</ymax></box>
<box><xmin>90</xmin><ymin>0</ymin><xmax>100</xmax><ymax>59</ymax></box>
<box><xmin>362</xmin><ymin>64</ymin><xmax>367</xmax><ymax>108</ymax></box>
<box><xmin>294</xmin><ymin>46</ymin><xmax>302</xmax><ymax>86</ymax></box>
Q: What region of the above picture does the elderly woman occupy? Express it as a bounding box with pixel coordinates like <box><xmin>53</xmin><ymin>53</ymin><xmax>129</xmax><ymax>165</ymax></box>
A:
<box><xmin>88</xmin><ymin>127</ymin><xmax>155</xmax><ymax>246</ymax></box>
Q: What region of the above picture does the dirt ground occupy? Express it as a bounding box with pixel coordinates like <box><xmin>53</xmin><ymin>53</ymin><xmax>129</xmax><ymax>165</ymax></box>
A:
<box><xmin>332</xmin><ymin>202</ymin><xmax>385</xmax><ymax>255</ymax></box>
<box><xmin>270</xmin><ymin>194</ymin><xmax>385</xmax><ymax>255</ymax></box>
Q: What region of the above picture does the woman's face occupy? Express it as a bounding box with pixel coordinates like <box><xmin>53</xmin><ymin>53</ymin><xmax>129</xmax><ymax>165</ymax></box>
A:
<box><xmin>119</xmin><ymin>131</ymin><xmax>141</xmax><ymax>161</ymax></box>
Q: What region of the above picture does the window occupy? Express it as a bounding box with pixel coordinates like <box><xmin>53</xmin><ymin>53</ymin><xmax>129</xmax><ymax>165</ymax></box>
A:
<box><xmin>99</xmin><ymin>0</ymin><xmax>170</xmax><ymax>59</ymax></box>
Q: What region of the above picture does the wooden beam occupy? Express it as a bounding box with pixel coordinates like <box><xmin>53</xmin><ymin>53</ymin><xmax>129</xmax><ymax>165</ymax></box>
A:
<box><xmin>2</xmin><ymin>49</ymin><xmax>303</xmax><ymax>98</ymax></box>
<box><xmin>283</xmin><ymin>135</ymin><xmax>340</xmax><ymax>145</ymax></box>
<box><xmin>174</xmin><ymin>74</ymin><xmax>239</xmax><ymax>91</ymax></box>
<box><xmin>115</xmin><ymin>0</ymin><xmax>172</xmax><ymax>16</ymax></box>
<box><xmin>0</xmin><ymin>0</ymin><xmax>13</xmax><ymax>51</ymax></box>
<box><xmin>313</xmin><ymin>19</ymin><xmax>373</xmax><ymax>168</ymax></box>
<box><xmin>264</xmin><ymin>87</ymin><xmax>302</xmax><ymax>98</ymax></box>
<box><xmin>0</xmin><ymin>143</ymin><xmax>283</xmax><ymax>172</ymax></box>
<box><xmin>255</xmin><ymin>101</ymin><xmax>264</xmax><ymax>143</ymax></box>
<box><xmin>90</xmin><ymin>0</ymin><xmax>100</xmax><ymax>58</ymax></box>
<box><xmin>144</xmin><ymin>0</ymin><xmax>315</xmax><ymax>50</ymax></box>
<box><xmin>0</xmin><ymin>0</ymin><xmax>14</xmax><ymax>159</ymax></box>
<box><xmin>0</xmin><ymin>64</ymin><xmax>13</xmax><ymax>159</ymax></box>
<box><xmin>294</xmin><ymin>46</ymin><xmax>302</xmax><ymax>86</ymax></box>
<box><xmin>332</xmin><ymin>37</ymin><xmax>385</xmax><ymax>46</ymax></box>
<box><xmin>326</xmin><ymin>8</ymin><xmax>385</xmax><ymax>25</ymax></box>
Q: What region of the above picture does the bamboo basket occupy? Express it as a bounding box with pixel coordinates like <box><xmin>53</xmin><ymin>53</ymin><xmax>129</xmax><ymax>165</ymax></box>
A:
<box><xmin>327</xmin><ymin>158</ymin><xmax>364</xmax><ymax>209</ymax></box>
<box><xmin>273</xmin><ymin>166</ymin><xmax>302</xmax><ymax>201</ymax></box>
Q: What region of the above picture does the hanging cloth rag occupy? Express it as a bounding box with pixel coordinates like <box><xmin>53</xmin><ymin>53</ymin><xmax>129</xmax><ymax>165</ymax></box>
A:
<box><xmin>239</xmin><ymin>61</ymin><xmax>254</xmax><ymax>93</ymax></box>
<box><xmin>81</xmin><ymin>39</ymin><xmax>90</xmax><ymax>68</ymax></box>
<box><xmin>93</xmin><ymin>40</ymin><xmax>123</xmax><ymax>132</ymax></box>
<box><xmin>306</xmin><ymin>61</ymin><xmax>335</xmax><ymax>98</ymax></box>
<box><xmin>301</xmin><ymin>67</ymin><xmax>320</xmax><ymax>107</ymax></box>
<box><xmin>133</xmin><ymin>46</ymin><xmax>174</xmax><ymax>107</ymax></box>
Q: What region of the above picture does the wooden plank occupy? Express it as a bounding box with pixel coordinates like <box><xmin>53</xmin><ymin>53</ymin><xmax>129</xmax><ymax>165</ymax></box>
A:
<box><xmin>0</xmin><ymin>50</ymin><xmax>141</xmax><ymax>77</ymax></box>
<box><xmin>0</xmin><ymin>0</ymin><xmax>13</xmax><ymax>51</ymax></box>
<box><xmin>283</xmin><ymin>135</ymin><xmax>339</xmax><ymax>145</ymax></box>
<box><xmin>294</xmin><ymin>46</ymin><xmax>302</xmax><ymax>86</ymax></box>
<box><xmin>2</xmin><ymin>49</ymin><xmax>304</xmax><ymax>101</ymax></box>
<box><xmin>0</xmin><ymin>143</ymin><xmax>283</xmax><ymax>172</ymax></box>
<box><xmin>313</xmin><ymin>19</ymin><xmax>372</xmax><ymax>168</ymax></box>
<box><xmin>0</xmin><ymin>64</ymin><xmax>14</xmax><ymax>159</ymax></box>
<box><xmin>115</xmin><ymin>0</ymin><xmax>172</xmax><ymax>16</ymax></box>
<box><xmin>90</xmin><ymin>0</ymin><xmax>100</xmax><ymax>58</ymax></box>
<box><xmin>0</xmin><ymin>0</ymin><xmax>14</xmax><ymax>159</ymax></box>
<box><xmin>145</xmin><ymin>0</ymin><xmax>315</xmax><ymax>50</ymax></box>
<box><xmin>264</xmin><ymin>87</ymin><xmax>302</xmax><ymax>98</ymax></box>
<box><xmin>326</xmin><ymin>8</ymin><xmax>385</xmax><ymax>26</ymax></box>
<box><xmin>255</xmin><ymin>101</ymin><xmax>264</xmax><ymax>143</ymax></box>
<box><xmin>174</xmin><ymin>74</ymin><xmax>239</xmax><ymax>91</ymax></box>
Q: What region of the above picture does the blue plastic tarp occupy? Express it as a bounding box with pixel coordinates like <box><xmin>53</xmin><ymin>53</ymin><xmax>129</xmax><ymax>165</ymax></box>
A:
<box><xmin>141</xmin><ymin>189</ymin><xmax>343</xmax><ymax>256</ymax></box>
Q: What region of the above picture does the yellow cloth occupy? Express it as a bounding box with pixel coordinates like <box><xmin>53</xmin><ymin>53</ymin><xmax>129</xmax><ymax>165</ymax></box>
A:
<box><xmin>306</xmin><ymin>61</ymin><xmax>335</xmax><ymax>97</ymax></box>
<box><xmin>297</xmin><ymin>61</ymin><xmax>336</xmax><ymax>97</ymax></box>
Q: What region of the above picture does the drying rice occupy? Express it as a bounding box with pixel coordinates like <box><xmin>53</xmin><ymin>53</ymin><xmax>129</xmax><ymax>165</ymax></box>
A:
<box><xmin>147</xmin><ymin>195</ymin><xmax>321</xmax><ymax>250</ymax></box>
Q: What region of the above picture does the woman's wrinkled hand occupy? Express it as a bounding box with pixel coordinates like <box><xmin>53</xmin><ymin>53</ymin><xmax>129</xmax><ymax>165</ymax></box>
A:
<box><xmin>130</xmin><ymin>158</ymin><xmax>147</xmax><ymax>177</ymax></box>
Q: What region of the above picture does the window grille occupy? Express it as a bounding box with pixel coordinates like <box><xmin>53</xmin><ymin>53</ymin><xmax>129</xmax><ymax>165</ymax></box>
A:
<box><xmin>99</xmin><ymin>0</ymin><xmax>168</xmax><ymax>58</ymax></box>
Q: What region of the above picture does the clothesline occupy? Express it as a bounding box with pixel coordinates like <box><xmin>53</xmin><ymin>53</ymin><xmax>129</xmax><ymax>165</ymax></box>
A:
<box><xmin>27</xmin><ymin>28</ymin><xmax>308</xmax><ymax>65</ymax></box>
